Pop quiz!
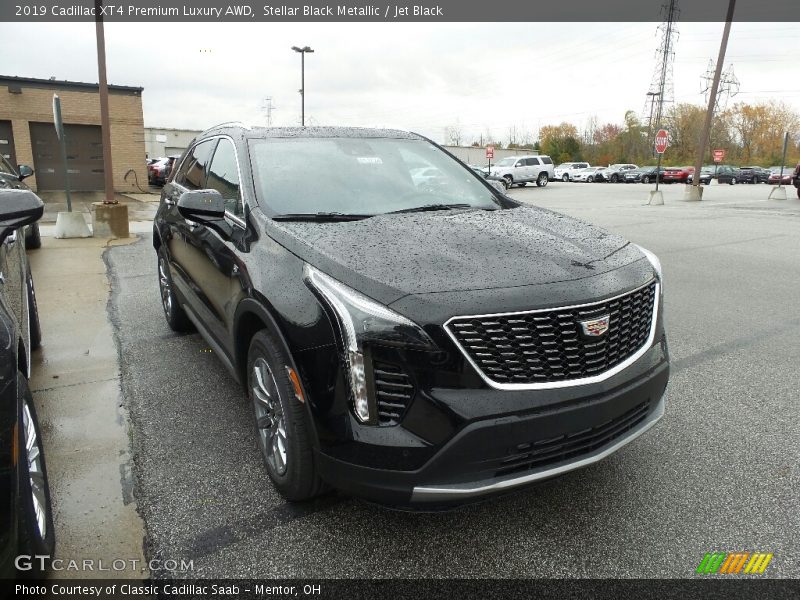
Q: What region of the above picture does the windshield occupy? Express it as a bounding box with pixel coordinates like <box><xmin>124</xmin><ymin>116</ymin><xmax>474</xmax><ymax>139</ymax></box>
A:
<box><xmin>249</xmin><ymin>137</ymin><xmax>501</xmax><ymax>217</ymax></box>
<box><xmin>495</xmin><ymin>157</ymin><xmax>516</xmax><ymax>167</ymax></box>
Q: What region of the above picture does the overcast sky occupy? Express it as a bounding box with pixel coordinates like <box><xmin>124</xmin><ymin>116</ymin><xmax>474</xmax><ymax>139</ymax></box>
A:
<box><xmin>3</xmin><ymin>21</ymin><xmax>797</xmax><ymax>143</ymax></box>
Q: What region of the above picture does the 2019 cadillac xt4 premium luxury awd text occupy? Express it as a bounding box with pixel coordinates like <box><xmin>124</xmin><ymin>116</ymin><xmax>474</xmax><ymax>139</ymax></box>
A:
<box><xmin>153</xmin><ymin>126</ymin><xmax>669</xmax><ymax>506</ymax></box>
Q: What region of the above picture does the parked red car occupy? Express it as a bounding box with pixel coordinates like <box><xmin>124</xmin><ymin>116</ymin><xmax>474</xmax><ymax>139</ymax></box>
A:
<box><xmin>662</xmin><ymin>166</ymin><xmax>694</xmax><ymax>183</ymax></box>
<box><xmin>767</xmin><ymin>166</ymin><xmax>793</xmax><ymax>186</ymax></box>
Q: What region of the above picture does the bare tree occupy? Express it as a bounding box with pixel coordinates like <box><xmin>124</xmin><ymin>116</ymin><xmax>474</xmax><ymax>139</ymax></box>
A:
<box><xmin>444</xmin><ymin>124</ymin><xmax>463</xmax><ymax>147</ymax></box>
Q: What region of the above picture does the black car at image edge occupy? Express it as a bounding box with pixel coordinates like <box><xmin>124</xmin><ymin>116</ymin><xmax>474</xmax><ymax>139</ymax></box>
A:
<box><xmin>0</xmin><ymin>189</ymin><xmax>53</xmax><ymax>576</ymax></box>
<box><xmin>153</xmin><ymin>125</ymin><xmax>670</xmax><ymax>506</ymax></box>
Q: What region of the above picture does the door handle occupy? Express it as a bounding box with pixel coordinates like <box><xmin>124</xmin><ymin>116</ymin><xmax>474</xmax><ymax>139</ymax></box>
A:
<box><xmin>186</xmin><ymin>220</ymin><xmax>199</xmax><ymax>230</ymax></box>
<box><xmin>164</xmin><ymin>198</ymin><xmax>176</xmax><ymax>206</ymax></box>
<box><xmin>5</xmin><ymin>230</ymin><xmax>17</xmax><ymax>246</ymax></box>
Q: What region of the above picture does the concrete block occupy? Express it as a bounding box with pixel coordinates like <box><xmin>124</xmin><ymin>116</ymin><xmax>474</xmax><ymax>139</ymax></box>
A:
<box><xmin>91</xmin><ymin>202</ymin><xmax>130</xmax><ymax>238</ymax></box>
<box><xmin>683</xmin><ymin>185</ymin><xmax>703</xmax><ymax>202</ymax></box>
<box><xmin>54</xmin><ymin>211</ymin><xmax>92</xmax><ymax>239</ymax></box>
<box><xmin>768</xmin><ymin>186</ymin><xmax>787</xmax><ymax>200</ymax></box>
<box><xmin>647</xmin><ymin>190</ymin><xmax>664</xmax><ymax>206</ymax></box>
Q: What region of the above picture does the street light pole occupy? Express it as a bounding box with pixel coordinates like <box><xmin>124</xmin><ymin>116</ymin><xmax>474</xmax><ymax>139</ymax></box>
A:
<box><xmin>95</xmin><ymin>0</ymin><xmax>116</xmax><ymax>204</ymax></box>
<box><xmin>291</xmin><ymin>45</ymin><xmax>314</xmax><ymax>126</ymax></box>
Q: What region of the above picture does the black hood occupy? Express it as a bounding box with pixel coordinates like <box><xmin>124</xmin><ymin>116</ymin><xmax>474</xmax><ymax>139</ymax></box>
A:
<box><xmin>268</xmin><ymin>205</ymin><xmax>645</xmax><ymax>304</ymax></box>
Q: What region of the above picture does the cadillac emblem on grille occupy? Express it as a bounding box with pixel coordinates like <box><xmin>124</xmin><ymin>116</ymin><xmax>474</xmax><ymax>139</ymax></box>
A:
<box><xmin>579</xmin><ymin>315</ymin><xmax>611</xmax><ymax>337</ymax></box>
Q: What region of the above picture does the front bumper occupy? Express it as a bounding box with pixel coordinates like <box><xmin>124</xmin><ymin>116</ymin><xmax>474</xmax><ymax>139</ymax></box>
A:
<box><xmin>315</xmin><ymin>347</ymin><xmax>669</xmax><ymax>506</ymax></box>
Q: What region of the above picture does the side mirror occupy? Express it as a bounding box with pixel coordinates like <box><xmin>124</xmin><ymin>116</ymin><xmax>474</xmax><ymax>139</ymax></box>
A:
<box><xmin>0</xmin><ymin>189</ymin><xmax>44</xmax><ymax>244</ymax></box>
<box><xmin>177</xmin><ymin>189</ymin><xmax>225</xmax><ymax>221</ymax></box>
<box><xmin>18</xmin><ymin>165</ymin><xmax>34</xmax><ymax>180</ymax></box>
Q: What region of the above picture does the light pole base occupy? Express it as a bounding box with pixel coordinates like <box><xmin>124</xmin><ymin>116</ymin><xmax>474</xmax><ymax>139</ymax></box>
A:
<box><xmin>647</xmin><ymin>190</ymin><xmax>664</xmax><ymax>206</ymax></box>
<box><xmin>683</xmin><ymin>185</ymin><xmax>703</xmax><ymax>202</ymax></box>
<box><xmin>54</xmin><ymin>211</ymin><xmax>92</xmax><ymax>239</ymax></box>
<box><xmin>768</xmin><ymin>186</ymin><xmax>787</xmax><ymax>200</ymax></box>
<box><xmin>91</xmin><ymin>202</ymin><xmax>130</xmax><ymax>238</ymax></box>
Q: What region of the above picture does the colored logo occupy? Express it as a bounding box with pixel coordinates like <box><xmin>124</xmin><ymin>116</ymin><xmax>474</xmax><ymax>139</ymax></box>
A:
<box><xmin>579</xmin><ymin>315</ymin><xmax>610</xmax><ymax>337</ymax></box>
<box><xmin>696</xmin><ymin>552</ymin><xmax>773</xmax><ymax>575</ymax></box>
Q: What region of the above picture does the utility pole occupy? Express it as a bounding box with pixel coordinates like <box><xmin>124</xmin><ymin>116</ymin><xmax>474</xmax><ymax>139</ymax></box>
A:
<box><xmin>690</xmin><ymin>0</ymin><xmax>736</xmax><ymax>198</ymax></box>
<box><xmin>95</xmin><ymin>0</ymin><xmax>115</xmax><ymax>204</ymax></box>
<box><xmin>643</xmin><ymin>0</ymin><xmax>679</xmax><ymax>147</ymax></box>
<box><xmin>261</xmin><ymin>96</ymin><xmax>276</xmax><ymax>126</ymax></box>
<box><xmin>291</xmin><ymin>46</ymin><xmax>314</xmax><ymax>126</ymax></box>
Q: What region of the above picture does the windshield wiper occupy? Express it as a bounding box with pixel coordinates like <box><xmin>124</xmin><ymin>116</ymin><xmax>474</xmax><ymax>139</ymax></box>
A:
<box><xmin>387</xmin><ymin>203</ymin><xmax>478</xmax><ymax>214</ymax></box>
<box><xmin>272</xmin><ymin>212</ymin><xmax>372</xmax><ymax>222</ymax></box>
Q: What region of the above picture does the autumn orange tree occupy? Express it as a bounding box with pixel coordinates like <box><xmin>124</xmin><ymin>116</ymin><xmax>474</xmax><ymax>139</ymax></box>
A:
<box><xmin>533</xmin><ymin>101</ymin><xmax>800</xmax><ymax>167</ymax></box>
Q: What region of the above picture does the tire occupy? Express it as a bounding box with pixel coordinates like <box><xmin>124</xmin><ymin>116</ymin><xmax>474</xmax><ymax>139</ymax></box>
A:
<box><xmin>157</xmin><ymin>249</ymin><xmax>194</xmax><ymax>333</ymax></box>
<box><xmin>503</xmin><ymin>175</ymin><xmax>513</xmax><ymax>188</ymax></box>
<box><xmin>587</xmin><ymin>176</ymin><xmax>594</xmax><ymax>183</ymax></box>
<box><xmin>27</xmin><ymin>271</ymin><xmax>41</xmax><ymax>351</ymax></box>
<box><xmin>611</xmin><ymin>174</ymin><xmax>619</xmax><ymax>183</ymax></box>
<box><xmin>17</xmin><ymin>373</ymin><xmax>55</xmax><ymax>565</ymax></box>
<box><xmin>751</xmin><ymin>176</ymin><xmax>757</xmax><ymax>185</ymax></box>
<box><xmin>247</xmin><ymin>330</ymin><xmax>323</xmax><ymax>501</ymax></box>
<box><xmin>562</xmin><ymin>174</ymin><xmax>569</xmax><ymax>182</ymax></box>
<box><xmin>536</xmin><ymin>172</ymin><xmax>548</xmax><ymax>187</ymax></box>
<box><xmin>730</xmin><ymin>178</ymin><xmax>737</xmax><ymax>185</ymax></box>
<box><xmin>642</xmin><ymin>176</ymin><xmax>650</xmax><ymax>184</ymax></box>
<box><xmin>25</xmin><ymin>224</ymin><xmax>41</xmax><ymax>250</ymax></box>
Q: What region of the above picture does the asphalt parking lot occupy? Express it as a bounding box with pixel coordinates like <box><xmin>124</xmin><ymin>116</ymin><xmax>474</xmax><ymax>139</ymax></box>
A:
<box><xmin>106</xmin><ymin>180</ymin><xmax>799</xmax><ymax>578</ymax></box>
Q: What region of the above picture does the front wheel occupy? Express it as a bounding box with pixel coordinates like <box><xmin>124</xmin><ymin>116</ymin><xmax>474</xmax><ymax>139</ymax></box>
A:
<box><xmin>562</xmin><ymin>174</ymin><xmax>569</xmax><ymax>182</ymax></box>
<box><xmin>611</xmin><ymin>174</ymin><xmax>619</xmax><ymax>183</ymax></box>
<box><xmin>17</xmin><ymin>373</ymin><xmax>55</xmax><ymax>565</ymax></box>
<box><xmin>536</xmin><ymin>173</ymin><xmax>548</xmax><ymax>187</ymax></box>
<box><xmin>27</xmin><ymin>272</ymin><xmax>41</xmax><ymax>351</ymax></box>
<box><xmin>157</xmin><ymin>250</ymin><xmax>194</xmax><ymax>332</ymax></box>
<box><xmin>642</xmin><ymin>176</ymin><xmax>650</xmax><ymax>184</ymax></box>
<box><xmin>25</xmin><ymin>224</ymin><xmax>42</xmax><ymax>250</ymax></box>
<box><xmin>587</xmin><ymin>176</ymin><xmax>594</xmax><ymax>183</ymax></box>
<box><xmin>248</xmin><ymin>331</ymin><xmax>323</xmax><ymax>501</ymax></box>
<box><xmin>503</xmin><ymin>175</ymin><xmax>513</xmax><ymax>188</ymax></box>
<box><xmin>730</xmin><ymin>178</ymin><xmax>737</xmax><ymax>185</ymax></box>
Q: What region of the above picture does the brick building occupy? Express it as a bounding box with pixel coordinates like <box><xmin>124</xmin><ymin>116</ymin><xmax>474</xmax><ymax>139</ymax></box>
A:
<box><xmin>0</xmin><ymin>75</ymin><xmax>145</xmax><ymax>193</ymax></box>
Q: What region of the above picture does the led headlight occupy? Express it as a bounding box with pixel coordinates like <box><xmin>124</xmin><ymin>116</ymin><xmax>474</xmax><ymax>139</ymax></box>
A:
<box><xmin>635</xmin><ymin>245</ymin><xmax>663</xmax><ymax>281</ymax></box>
<box><xmin>304</xmin><ymin>264</ymin><xmax>435</xmax><ymax>424</ymax></box>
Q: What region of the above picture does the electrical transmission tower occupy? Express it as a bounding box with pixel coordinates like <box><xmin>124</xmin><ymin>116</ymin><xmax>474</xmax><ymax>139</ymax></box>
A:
<box><xmin>642</xmin><ymin>0</ymin><xmax>679</xmax><ymax>148</ymax></box>
<box><xmin>261</xmin><ymin>96</ymin><xmax>276</xmax><ymax>126</ymax></box>
<box><xmin>701</xmin><ymin>60</ymin><xmax>740</xmax><ymax>112</ymax></box>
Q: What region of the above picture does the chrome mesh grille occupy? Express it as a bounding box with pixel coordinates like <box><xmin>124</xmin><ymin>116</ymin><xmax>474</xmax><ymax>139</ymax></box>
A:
<box><xmin>446</xmin><ymin>281</ymin><xmax>657</xmax><ymax>385</ymax></box>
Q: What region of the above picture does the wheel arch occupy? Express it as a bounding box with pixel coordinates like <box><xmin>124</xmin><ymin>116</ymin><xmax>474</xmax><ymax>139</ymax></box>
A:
<box><xmin>233</xmin><ymin>298</ymin><xmax>321</xmax><ymax>448</ymax></box>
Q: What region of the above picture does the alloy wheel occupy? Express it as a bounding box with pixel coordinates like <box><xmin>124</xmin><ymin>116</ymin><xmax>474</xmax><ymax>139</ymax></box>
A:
<box><xmin>158</xmin><ymin>258</ymin><xmax>172</xmax><ymax>316</ymax></box>
<box><xmin>252</xmin><ymin>357</ymin><xmax>288</xmax><ymax>476</ymax></box>
<box><xmin>22</xmin><ymin>401</ymin><xmax>47</xmax><ymax>539</ymax></box>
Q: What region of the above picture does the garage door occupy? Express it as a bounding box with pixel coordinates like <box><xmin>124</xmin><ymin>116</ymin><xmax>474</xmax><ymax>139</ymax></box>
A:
<box><xmin>29</xmin><ymin>122</ymin><xmax>105</xmax><ymax>191</ymax></box>
<box><xmin>0</xmin><ymin>121</ymin><xmax>16</xmax><ymax>167</ymax></box>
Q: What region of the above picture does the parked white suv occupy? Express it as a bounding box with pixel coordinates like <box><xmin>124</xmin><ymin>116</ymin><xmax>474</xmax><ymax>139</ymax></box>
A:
<box><xmin>490</xmin><ymin>155</ymin><xmax>554</xmax><ymax>188</ymax></box>
<box><xmin>554</xmin><ymin>162</ymin><xmax>590</xmax><ymax>182</ymax></box>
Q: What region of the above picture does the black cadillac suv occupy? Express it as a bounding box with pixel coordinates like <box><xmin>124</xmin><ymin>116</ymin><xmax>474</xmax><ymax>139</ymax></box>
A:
<box><xmin>0</xmin><ymin>189</ymin><xmax>53</xmax><ymax>576</ymax></box>
<box><xmin>153</xmin><ymin>125</ymin><xmax>669</xmax><ymax>506</ymax></box>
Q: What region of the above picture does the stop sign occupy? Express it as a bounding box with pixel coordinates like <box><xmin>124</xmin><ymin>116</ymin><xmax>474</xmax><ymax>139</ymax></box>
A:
<box><xmin>486</xmin><ymin>145</ymin><xmax>494</xmax><ymax>159</ymax></box>
<box><xmin>654</xmin><ymin>129</ymin><xmax>669</xmax><ymax>154</ymax></box>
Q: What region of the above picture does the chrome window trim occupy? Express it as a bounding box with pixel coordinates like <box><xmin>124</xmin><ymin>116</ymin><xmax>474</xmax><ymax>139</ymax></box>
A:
<box><xmin>443</xmin><ymin>279</ymin><xmax>660</xmax><ymax>391</ymax></box>
<box><xmin>411</xmin><ymin>396</ymin><xmax>665</xmax><ymax>502</ymax></box>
